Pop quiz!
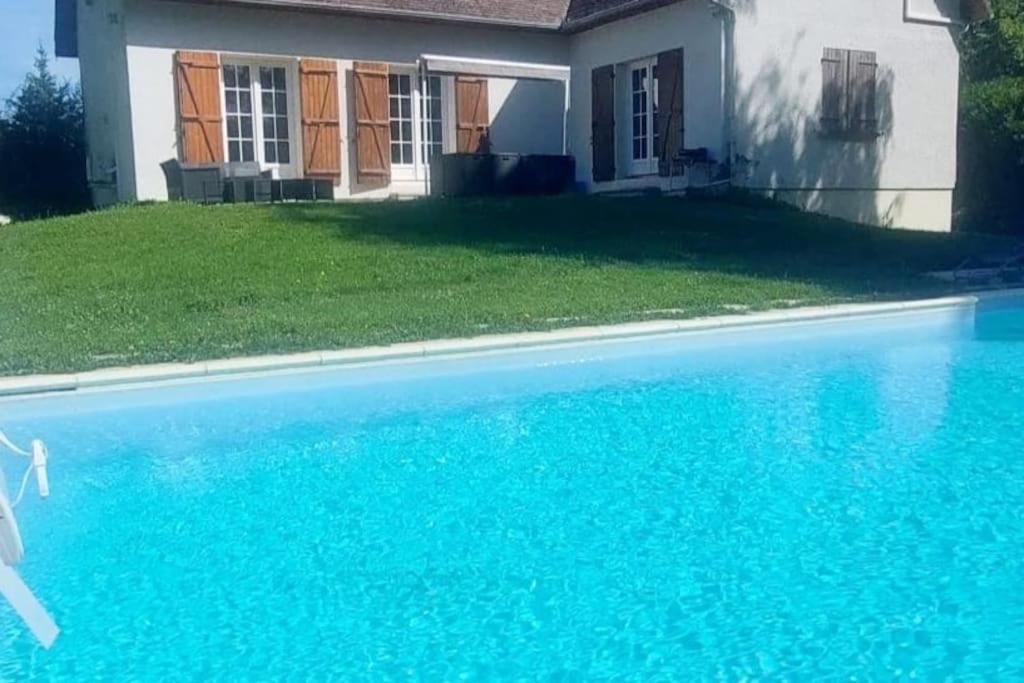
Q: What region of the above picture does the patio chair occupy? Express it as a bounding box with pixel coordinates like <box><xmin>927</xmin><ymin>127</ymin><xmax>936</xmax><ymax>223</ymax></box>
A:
<box><xmin>160</xmin><ymin>159</ymin><xmax>224</xmax><ymax>204</ymax></box>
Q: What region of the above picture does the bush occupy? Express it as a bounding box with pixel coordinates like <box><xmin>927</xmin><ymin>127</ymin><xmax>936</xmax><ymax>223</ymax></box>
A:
<box><xmin>957</xmin><ymin>0</ymin><xmax>1024</xmax><ymax>234</ymax></box>
<box><xmin>0</xmin><ymin>48</ymin><xmax>90</xmax><ymax>220</ymax></box>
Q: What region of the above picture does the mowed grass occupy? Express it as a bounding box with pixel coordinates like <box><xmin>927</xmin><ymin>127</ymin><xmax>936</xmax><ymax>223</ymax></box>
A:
<box><xmin>0</xmin><ymin>195</ymin><xmax>1005</xmax><ymax>375</ymax></box>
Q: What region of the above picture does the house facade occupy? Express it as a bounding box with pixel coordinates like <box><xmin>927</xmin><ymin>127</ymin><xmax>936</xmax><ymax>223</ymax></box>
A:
<box><xmin>55</xmin><ymin>0</ymin><xmax>990</xmax><ymax>231</ymax></box>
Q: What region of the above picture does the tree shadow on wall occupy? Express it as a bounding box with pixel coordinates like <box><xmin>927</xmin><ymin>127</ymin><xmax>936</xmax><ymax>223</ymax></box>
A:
<box><xmin>730</xmin><ymin>30</ymin><xmax>897</xmax><ymax>228</ymax></box>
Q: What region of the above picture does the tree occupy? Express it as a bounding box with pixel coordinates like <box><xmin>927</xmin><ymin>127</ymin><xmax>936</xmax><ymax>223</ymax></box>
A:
<box><xmin>957</xmin><ymin>0</ymin><xmax>1024</xmax><ymax>233</ymax></box>
<box><xmin>0</xmin><ymin>47</ymin><xmax>89</xmax><ymax>219</ymax></box>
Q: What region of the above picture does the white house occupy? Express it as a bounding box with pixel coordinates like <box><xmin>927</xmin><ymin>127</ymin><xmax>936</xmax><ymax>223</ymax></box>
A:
<box><xmin>55</xmin><ymin>0</ymin><xmax>991</xmax><ymax>231</ymax></box>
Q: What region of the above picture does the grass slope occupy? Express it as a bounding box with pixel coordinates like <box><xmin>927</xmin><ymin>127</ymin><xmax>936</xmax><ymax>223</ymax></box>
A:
<box><xmin>0</xmin><ymin>196</ymin><xmax>1003</xmax><ymax>375</ymax></box>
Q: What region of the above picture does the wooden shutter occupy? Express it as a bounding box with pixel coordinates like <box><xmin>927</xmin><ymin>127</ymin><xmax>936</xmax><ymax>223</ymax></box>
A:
<box><xmin>656</xmin><ymin>48</ymin><xmax>684</xmax><ymax>177</ymax></box>
<box><xmin>821</xmin><ymin>47</ymin><xmax>848</xmax><ymax>136</ymax></box>
<box><xmin>353</xmin><ymin>61</ymin><xmax>390</xmax><ymax>186</ymax></box>
<box><xmin>299</xmin><ymin>59</ymin><xmax>341</xmax><ymax>179</ymax></box>
<box><xmin>455</xmin><ymin>76</ymin><xmax>491</xmax><ymax>154</ymax></box>
<box><xmin>175</xmin><ymin>51</ymin><xmax>224</xmax><ymax>163</ymax></box>
<box><xmin>847</xmin><ymin>50</ymin><xmax>878</xmax><ymax>137</ymax></box>
<box><xmin>591</xmin><ymin>65</ymin><xmax>616</xmax><ymax>182</ymax></box>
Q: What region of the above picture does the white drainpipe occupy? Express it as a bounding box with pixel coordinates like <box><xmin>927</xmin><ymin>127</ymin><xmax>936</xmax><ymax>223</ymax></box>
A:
<box><xmin>708</xmin><ymin>0</ymin><xmax>736</xmax><ymax>177</ymax></box>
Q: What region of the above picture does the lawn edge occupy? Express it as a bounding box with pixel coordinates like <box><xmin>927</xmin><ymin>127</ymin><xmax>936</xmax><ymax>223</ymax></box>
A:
<box><xmin>3</xmin><ymin>290</ymin><xmax>1021</xmax><ymax>399</ymax></box>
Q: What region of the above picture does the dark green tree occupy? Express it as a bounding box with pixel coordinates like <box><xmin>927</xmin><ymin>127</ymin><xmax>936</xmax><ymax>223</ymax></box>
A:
<box><xmin>957</xmin><ymin>0</ymin><xmax>1024</xmax><ymax>233</ymax></box>
<box><xmin>0</xmin><ymin>47</ymin><xmax>89</xmax><ymax>219</ymax></box>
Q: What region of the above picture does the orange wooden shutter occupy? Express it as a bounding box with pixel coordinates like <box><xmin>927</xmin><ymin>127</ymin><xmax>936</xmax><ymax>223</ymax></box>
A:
<box><xmin>455</xmin><ymin>76</ymin><xmax>490</xmax><ymax>154</ymax></box>
<box><xmin>353</xmin><ymin>61</ymin><xmax>390</xmax><ymax>186</ymax></box>
<box><xmin>299</xmin><ymin>58</ymin><xmax>341</xmax><ymax>179</ymax></box>
<box><xmin>174</xmin><ymin>51</ymin><xmax>224</xmax><ymax>163</ymax></box>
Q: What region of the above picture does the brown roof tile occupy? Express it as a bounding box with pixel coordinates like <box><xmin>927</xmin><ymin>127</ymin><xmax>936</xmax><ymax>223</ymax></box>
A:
<box><xmin>158</xmin><ymin>0</ymin><xmax>680</xmax><ymax>30</ymax></box>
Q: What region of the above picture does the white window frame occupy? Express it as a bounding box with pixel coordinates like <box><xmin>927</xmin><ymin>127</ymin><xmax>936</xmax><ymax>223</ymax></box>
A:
<box><xmin>627</xmin><ymin>57</ymin><xmax>659</xmax><ymax>177</ymax></box>
<box><xmin>388</xmin><ymin>66</ymin><xmax>452</xmax><ymax>182</ymax></box>
<box><xmin>219</xmin><ymin>56</ymin><xmax>302</xmax><ymax>179</ymax></box>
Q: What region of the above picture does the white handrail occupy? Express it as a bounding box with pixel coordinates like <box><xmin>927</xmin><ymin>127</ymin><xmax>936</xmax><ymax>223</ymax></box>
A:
<box><xmin>0</xmin><ymin>431</ymin><xmax>49</xmax><ymax>506</ymax></box>
<box><xmin>0</xmin><ymin>428</ymin><xmax>59</xmax><ymax>648</ymax></box>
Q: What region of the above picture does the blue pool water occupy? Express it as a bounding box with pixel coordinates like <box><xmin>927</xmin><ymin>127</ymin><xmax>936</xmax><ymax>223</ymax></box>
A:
<box><xmin>3</xmin><ymin>300</ymin><xmax>1024</xmax><ymax>679</ymax></box>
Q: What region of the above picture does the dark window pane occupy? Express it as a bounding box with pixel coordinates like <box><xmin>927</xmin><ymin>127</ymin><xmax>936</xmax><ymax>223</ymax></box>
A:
<box><xmin>260</xmin><ymin>67</ymin><xmax>273</xmax><ymax>90</ymax></box>
<box><xmin>242</xmin><ymin>141</ymin><xmax>254</xmax><ymax>161</ymax></box>
<box><xmin>278</xmin><ymin>142</ymin><xmax>290</xmax><ymax>164</ymax></box>
<box><xmin>274</xmin><ymin>68</ymin><xmax>286</xmax><ymax>89</ymax></box>
<box><xmin>399</xmin><ymin>76</ymin><xmax>410</xmax><ymax>95</ymax></box>
<box><xmin>389</xmin><ymin>98</ymin><xmax>399</xmax><ymax>118</ymax></box>
<box><xmin>238</xmin><ymin>66</ymin><xmax>250</xmax><ymax>88</ymax></box>
<box><xmin>430</xmin><ymin>100</ymin><xmax>441</xmax><ymax>120</ymax></box>
<box><xmin>388</xmin><ymin>75</ymin><xmax>398</xmax><ymax>94</ymax></box>
<box><xmin>226</xmin><ymin>91</ymin><xmax>238</xmax><ymax>114</ymax></box>
<box><xmin>400</xmin><ymin>98</ymin><xmax>411</xmax><ymax>118</ymax></box>
<box><xmin>391</xmin><ymin>145</ymin><xmax>401</xmax><ymax>163</ymax></box>
<box><xmin>432</xmin><ymin>121</ymin><xmax>442</xmax><ymax>140</ymax></box>
<box><xmin>277</xmin><ymin>117</ymin><xmax>289</xmax><ymax>140</ymax></box>
<box><xmin>223</xmin><ymin>66</ymin><xmax>236</xmax><ymax>88</ymax></box>
<box><xmin>262</xmin><ymin>91</ymin><xmax>274</xmax><ymax>112</ymax></box>
<box><xmin>227</xmin><ymin>117</ymin><xmax>239</xmax><ymax>138</ymax></box>
<box><xmin>390</xmin><ymin>121</ymin><xmax>400</xmax><ymax>139</ymax></box>
<box><xmin>401</xmin><ymin>121</ymin><xmax>412</xmax><ymax>140</ymax></box>
<box><xmin>265</xmin><ymin>141</ymin><xmax>276</xmax><ymax>163</ymax></box>
<box><xmin>229</xmin><ymin>141</ymin><xmax>240</xmax><ymax>162</ymax></box>
<box><xmin>263</xmin><ymin>116</ymin><xmax>275</xmax><ymax>139</ymax></box>
<box><xmin>275</xmin><ymin>93</ymin><xmax>287</xmax><ymax>115</ymax></box>
<box><xmin>241</xmin><ymin>116</ymin><xmax>253</xmax><ymax>138</ymax></box>
<box><xmin>240</xmin><ymin>92</ymin><xmax>252</xmax><ymax>113</ymax></box>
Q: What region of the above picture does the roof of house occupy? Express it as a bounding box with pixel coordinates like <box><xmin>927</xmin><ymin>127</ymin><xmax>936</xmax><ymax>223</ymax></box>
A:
<box><xmin>55</xmin><ymin>0</ymin><xmax>995</xmax><ymax>58</ymax></box>
<box><xmin>134</xmin><ymin>0</ymin><xmax>679</xmax><ymax>31</ymax></box>
<box><xmin>963</xmin><ymin>0</ymin><xmax>993</xmax><ymax>22</ymax></box>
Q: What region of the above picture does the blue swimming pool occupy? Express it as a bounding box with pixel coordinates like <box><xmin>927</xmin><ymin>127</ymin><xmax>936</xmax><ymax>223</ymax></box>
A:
<box><xmin>2</xmin><ymin>299</ymin><xmax>1024</xmax><ymax>679</ymax></box>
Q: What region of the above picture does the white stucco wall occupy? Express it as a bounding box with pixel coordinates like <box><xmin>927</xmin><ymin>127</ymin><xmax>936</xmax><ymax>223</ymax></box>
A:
<box><xmin>488</xmin><ymin>78</ymin><xmax>566</xmax><ymax>155</ymax></box>
<box><xmin>729</xmin><ymin>0</ymin><xmax>962</xmax><ymax>229</ymax></box>
<box><xmin>567</xmin><ymin>2</ymin><xmax>725</xmax><ymax>191</ymax></box>
<box><xmin>118</xmin><ymin>0</ymin><xmax>569</xmax><ymax>201</ymax></box>
<box><xmin>76</xmin><ymin>0</ymin><xmax>135</xmax><ymax>204</ymax></box>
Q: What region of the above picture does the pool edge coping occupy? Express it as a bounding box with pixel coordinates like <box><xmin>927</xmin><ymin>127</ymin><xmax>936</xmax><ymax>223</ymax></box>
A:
<box><xmin>2</xmin><ymin>289</ymin><xmax>1020</xmax><ymax>398</ymax></box>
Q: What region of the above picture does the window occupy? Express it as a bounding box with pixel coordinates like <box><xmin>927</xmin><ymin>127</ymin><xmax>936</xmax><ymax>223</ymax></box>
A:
<box><xmin>389</xmin><ymin>73</ymin><xmax>414</xmax><ymax>166</ymax></box>
<box><xmin>629</xmin><ymin>58</ymin><xmax>659</xmax><ymax>175</ymax></box>
<box><xmin>259</xmin><ymin>67</ymin><xmax>290</xmax><ymax>165</ymax></box>
<box><xmin>821</xmin><ymin>48</ymin><xmax>878</xmax><ymax>139</ymax></box>
<box><xmin>223</xmin><ymin>64</ymin><xmax>254</xmax><ymax>163</ymax></box>
<box><xmin>222</xmin><ymin>61</ymin><xmax>295</xmax><ymax>170</ymax></box>
<box><xmin>420</xmin><ymin>75</ymin><xmax>444</xmax><ymax>163</ymax></box>
<box><xmin>387</xmin><ymin>70</ymin><xmax>448</xmax><ymax>180</ymax></box>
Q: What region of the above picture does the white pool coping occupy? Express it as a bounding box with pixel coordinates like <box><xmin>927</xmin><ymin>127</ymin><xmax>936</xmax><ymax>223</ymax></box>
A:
<box><xmin>1</xmin><ymin>290</ymin><xmax>1020</xmax><ymax>398</ymax></box>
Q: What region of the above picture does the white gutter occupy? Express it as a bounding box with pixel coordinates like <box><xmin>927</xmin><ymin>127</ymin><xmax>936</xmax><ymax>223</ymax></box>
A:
<box><xmin>708</xmin><ymin>0</ymin><xmax>736</xmax><ymax>173</ymax></box>
<box><xmin>420</xmin><ymin>54</ymin><xmax>570</xmax><ymax>82</ymax></box>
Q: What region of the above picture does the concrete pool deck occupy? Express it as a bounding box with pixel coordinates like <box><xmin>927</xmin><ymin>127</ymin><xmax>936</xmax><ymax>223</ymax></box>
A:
<box><xmin>2</xmin><ymin>290</ymin><xmax>1022</xmax><ymax>398</ymax></box>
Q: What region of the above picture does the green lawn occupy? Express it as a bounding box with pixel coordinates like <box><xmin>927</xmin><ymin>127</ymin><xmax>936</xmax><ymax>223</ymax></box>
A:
<box><xmin>0</xmin><ymin>195</ymin><xmax>1005</xmax><ymax>375</ymax></box>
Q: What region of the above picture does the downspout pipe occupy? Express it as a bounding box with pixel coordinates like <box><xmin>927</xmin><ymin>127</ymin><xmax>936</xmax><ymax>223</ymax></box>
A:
<box><xmin>708</xmin><ymin>0</ymin><xmax>736</xmax><ymax>180</ymax></box>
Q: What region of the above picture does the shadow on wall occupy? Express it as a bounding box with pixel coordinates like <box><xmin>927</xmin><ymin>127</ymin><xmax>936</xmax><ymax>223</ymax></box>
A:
<box><xmin>730</xmin><ymin>24</ymin><xmax>896</xmax><ymax>228</ymax></box>
<box><xmin>488</xmin><ymin>79</ymin><xmax>567</xmax><ymax>155</ymax></box>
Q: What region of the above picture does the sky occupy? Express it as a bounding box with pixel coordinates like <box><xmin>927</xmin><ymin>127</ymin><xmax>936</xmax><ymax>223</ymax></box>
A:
<box><xmin>1</xmin><ymin>0</ymin><xmax>80</xmax><ymax>100</ymax></box>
